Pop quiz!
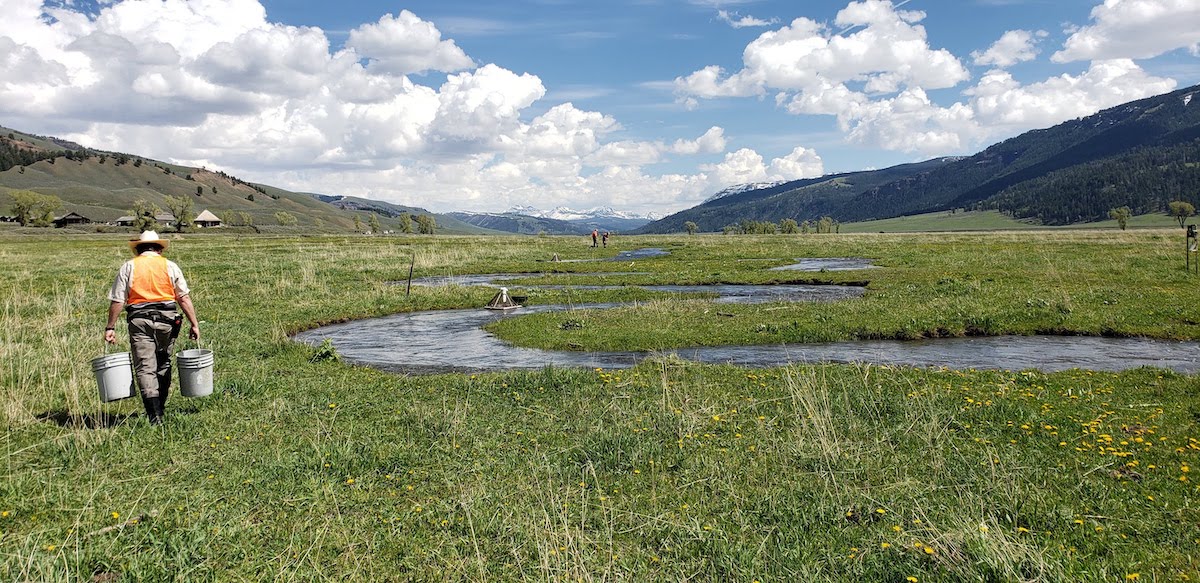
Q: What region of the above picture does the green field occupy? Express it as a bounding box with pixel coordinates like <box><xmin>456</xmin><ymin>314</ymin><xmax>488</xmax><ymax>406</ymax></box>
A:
<box><xmin>3</xmin><ymin>231</ymin><xmax>1200</xmax><ymax>581</ymax></box>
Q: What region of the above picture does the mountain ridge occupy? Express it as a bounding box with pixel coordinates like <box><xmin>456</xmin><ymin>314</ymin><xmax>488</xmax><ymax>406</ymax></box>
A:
<box><xmin>635</xmin><ymin>83</ymin><xmax>1200</xmax><ymax>233</ymax></box>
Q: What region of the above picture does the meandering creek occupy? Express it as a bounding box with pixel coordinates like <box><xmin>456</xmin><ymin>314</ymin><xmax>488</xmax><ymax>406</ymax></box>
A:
<box><xmin>294</xmin><ymin>253</ymin><xmax>1200</xmax><ymax>375</ymax></box>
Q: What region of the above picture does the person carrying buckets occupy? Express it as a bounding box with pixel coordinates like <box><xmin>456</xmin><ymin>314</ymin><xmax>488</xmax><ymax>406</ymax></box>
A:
<box><xmin>104</xmin><ymin>231</ymin><xmax>200</xmax><ymax>425</ymax></box>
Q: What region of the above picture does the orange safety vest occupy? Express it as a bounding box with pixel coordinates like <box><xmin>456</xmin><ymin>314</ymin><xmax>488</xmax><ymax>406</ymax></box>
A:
<box><xmin>127</xmin><ymin>254</ymin><xmax>176</xmax><ymax>305</ymax></box>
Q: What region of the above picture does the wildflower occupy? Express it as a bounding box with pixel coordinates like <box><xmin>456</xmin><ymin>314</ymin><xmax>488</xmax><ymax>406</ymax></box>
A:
<box><xmin>881</xmin><ymin>542</ymin><xmax>891</xmax><ymax>549</ymax></box>
<box><xmin>1126</xmin><ymin>575</ymin><xmax>1140</xmax><ymax>581</ymax></box>
<box><xmin>345</xmin><ymin>478</ymin><xmax>355</xmax><ymax>485</ymax></box>
<box><xmin>712</xmin><ymin>415</ymin><xmax>721</xmax><ymax>422</ymax></box>
<box><xmin>328</xmin><ymin>403</ymin><xmax>337</xmax><ymax>408</ymax></box>
<box><xmin>1</xmin><ymin>511</ymin><xmax>9</xmax><ymax>518</ymax></box>
<box><xmin>1017</xmin><ymin>527</ymin><xmax>1030</xmax><ymax>534</ymax></box>
<box><xmin>876</xmin><ymin>508</ymin><xmax>886</xmax><ymax>515</ymax></box>
<box><xmin>923</xmin><ymin>546</ymin><xmax>935</xmax><ymax>555</ymax></box>
<box><xmin>111</xmin><ymin>512</ymin><xmax>120</xmax><ymax>519</ymax></box>
<box><xmin>907</xmin><ymin>577</ymin><xmax>919</xmax><ymax>582</ymax></box>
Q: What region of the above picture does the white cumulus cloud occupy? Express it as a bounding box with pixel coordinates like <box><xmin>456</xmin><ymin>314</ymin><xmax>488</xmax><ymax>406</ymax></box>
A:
<box><xmin>679</xmin><ymin>0</ymin><xmax>1181</xmax><ymax>159</ymax></box>
<box><xmin>0</xmin><ymin>0</ymin><xmax>783</xmax><ymax>216</ymax></box>
<box><xmin>972</xmin><ymin>29</ymin><xmax>1047</xmax><ymax>68</ymax></box>
<box><xmin>677</xmin><ymin>0</ymin><xmax>969</xmax><ymax>100</ymax></box>
<box><xmin>1053</xmin><ymin>0</ymin><xmax>1200</xmax><ymax>63</ymax></box>
<box><xmin>346</xmin><ymin>10</ymin><xmax>475</xmax><ymax>75</ymax></box>
<box><xmin>968</xmin><ymin>59</ymin><xmax>1178</xmax><ymax>128</ymax></box>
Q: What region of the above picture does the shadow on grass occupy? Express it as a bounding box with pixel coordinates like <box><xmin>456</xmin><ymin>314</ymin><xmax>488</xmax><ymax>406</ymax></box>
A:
<box><xmin>37</xmin><ymin>409</ymin><xmax>136</xmax><ymax>429</ymax></box>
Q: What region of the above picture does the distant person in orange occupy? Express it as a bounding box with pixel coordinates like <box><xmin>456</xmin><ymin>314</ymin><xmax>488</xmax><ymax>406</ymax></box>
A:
<box><xmin>104</xmin><ymin>231</ymin><xmax>200</xmax><ymax>425</ymax></box>
<box><xmin>591</xmin><ymin>229</ymin><xmax>598</xmax><ymax>248</ymax></box>
<box><xmin>602</xmin><ymin>231</ymin><xmax>609</xmax><ymax>247</ymax></box>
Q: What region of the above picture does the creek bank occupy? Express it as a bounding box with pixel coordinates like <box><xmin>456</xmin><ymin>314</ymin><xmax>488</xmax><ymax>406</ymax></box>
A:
<box><xmin>296</xmin><ymin>259</ymin><xmax>1200</xmax><ymax>374</ymax></box>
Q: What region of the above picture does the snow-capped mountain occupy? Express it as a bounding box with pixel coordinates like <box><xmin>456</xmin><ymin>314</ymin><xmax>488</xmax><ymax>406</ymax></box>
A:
<box><xmin>507</xmin><ymin>205</ymin><xmax>659</xmax><ymax>222</ymax></box>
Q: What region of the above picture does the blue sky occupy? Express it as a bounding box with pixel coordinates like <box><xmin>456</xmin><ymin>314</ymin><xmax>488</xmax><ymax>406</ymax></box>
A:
<box><xmin>3</xmin><ymin>0</ymin><xmax>1199</xmax><ymax>215</ymax></box>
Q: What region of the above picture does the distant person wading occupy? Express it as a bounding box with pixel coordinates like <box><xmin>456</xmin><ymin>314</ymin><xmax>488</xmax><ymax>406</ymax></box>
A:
<box><xmin>104</xmin><ymin>231</ymin><xmax>201</xmax><ymax>425</ymax></box>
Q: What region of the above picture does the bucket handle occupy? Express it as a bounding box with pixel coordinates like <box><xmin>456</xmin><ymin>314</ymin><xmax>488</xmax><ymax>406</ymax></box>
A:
<box><xmin>179</xmin><ymin>335</ymin><xmax>206</xmax><ymax>353</ymax></box>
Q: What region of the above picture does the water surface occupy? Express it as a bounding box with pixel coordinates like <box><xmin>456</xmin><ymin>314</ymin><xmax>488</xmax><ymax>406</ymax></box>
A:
<box><xmin>295</xmin><ymin>262</ymin><xmax>1200</xmax><ymax>375</ymax></box>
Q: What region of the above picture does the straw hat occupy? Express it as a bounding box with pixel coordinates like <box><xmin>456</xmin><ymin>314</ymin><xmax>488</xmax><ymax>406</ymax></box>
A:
<box><xmin>128</xmin><ymin>230</ymin><xmax>170</xmax><ymax>253</ymax></box>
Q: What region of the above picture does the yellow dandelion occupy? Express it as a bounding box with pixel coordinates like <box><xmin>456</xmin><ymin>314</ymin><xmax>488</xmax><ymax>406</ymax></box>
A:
<box><xmin>111</xmin><ymin>512</ymin><xmax>120</xmax><ymax>519</ymax></box>
<box><xmin>923</xmin><ymin>546</ymin><xmax>935</xmax><ymax>555</ymax></box>
<box><xmin>712</xmin><ymin>415</ymin><xmax>721</xmax><ymax>421</ymax></box>
<box><xmin>1126</xmin><ymin>574</ymin><xmax>1140</xmax><ymax>581</ymax></box>
<box><xmin>881</xmin><ymin>542</ymin><xmax>891</xmax><ymax>549</ymax></box>
<box><xmin>876</xmin><ymin>508</ymin><xmax>886</xmax><ymax>515</ymax></box>
<box><xmin>907</xmin><ymin>577</ymin><xmax>919</xmax><ymax>583</ymax></box>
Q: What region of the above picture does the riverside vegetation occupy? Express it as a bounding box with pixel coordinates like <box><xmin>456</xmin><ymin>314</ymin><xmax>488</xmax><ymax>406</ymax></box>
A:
<box><xmin>2</xmin><ymin>230</ymin><xmax>1200</xmax><ymax>581</ymax></box>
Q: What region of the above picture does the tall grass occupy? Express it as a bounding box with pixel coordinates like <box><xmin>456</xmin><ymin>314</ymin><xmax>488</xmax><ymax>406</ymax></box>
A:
<box><xmin>1</xmin><ymin>231</ymin><xmax>1198</xmax><ymax>580</ymax></box>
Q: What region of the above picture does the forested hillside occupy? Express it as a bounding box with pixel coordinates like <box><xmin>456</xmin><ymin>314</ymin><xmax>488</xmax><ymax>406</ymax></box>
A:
<box><xmin>634</xmin><ymin>159</ymin><xmax>953</xmax><ymax>234</ymax></box>
<box><xmin>639</xmin><ymin>84</ymin><xmax>1200</xmax><ymax>232</ymax></box>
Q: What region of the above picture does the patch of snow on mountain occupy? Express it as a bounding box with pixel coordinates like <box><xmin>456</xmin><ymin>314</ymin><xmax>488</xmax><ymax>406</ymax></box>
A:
<box><xmin>703</xmin><ymin>181</ymin><xmax>785</xmax><ymax>203</ymax></box>
<box><xmin>1185</xmin><ymin>93</ymin><xmax>1194</xmax><ymax>107</ymax></box>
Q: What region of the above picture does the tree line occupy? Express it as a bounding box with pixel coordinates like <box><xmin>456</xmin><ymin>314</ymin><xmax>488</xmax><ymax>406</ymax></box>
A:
<box><xmin>684</xmin><ymin>216</ymin><xmax>842</xmax><ymax>235</ymax></box>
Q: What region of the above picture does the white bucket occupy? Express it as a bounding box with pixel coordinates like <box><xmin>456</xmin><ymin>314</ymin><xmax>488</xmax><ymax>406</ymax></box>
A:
<box><xmin>91</xmin><ymin>352</ymin><xmax>135</xmax><ymax>403</ymax></box>
<box><xmin>176</xmin><ymin>348</ymin><xmax>214</xmax><ymax>398</ymax></box>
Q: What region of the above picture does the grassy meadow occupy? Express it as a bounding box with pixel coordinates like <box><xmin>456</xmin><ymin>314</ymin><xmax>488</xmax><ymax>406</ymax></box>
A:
<box><xmin>2</xmin><ymin>230</ymin><xmax>1200</xmax><ymax>581</ymax></box>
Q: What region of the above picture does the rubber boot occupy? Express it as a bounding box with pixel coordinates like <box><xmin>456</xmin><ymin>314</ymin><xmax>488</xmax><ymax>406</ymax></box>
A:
<box><xmin>142</xmin><ymin>396</ymin><xmax>163</xmax><ymax>425</ymax></box>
